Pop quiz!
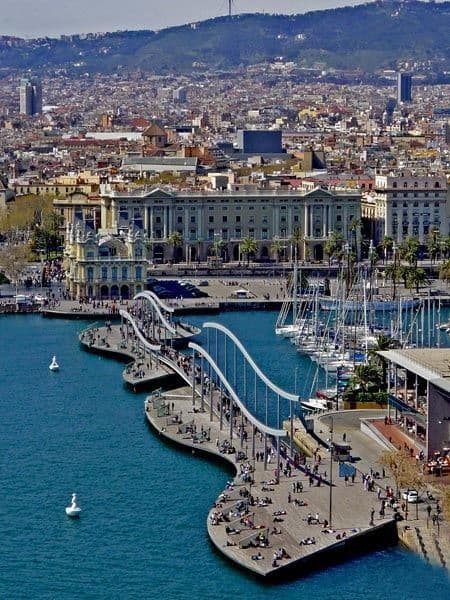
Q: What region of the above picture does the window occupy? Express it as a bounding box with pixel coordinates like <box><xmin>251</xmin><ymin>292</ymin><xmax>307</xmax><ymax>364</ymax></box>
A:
<box><xmin>86</xmin><ymin>250</ymin><xmax>94</xmax><ymax>259</ymax></box>
<box><xmin>236</xmin><ymin>215</ymin><xmax>241</xmax><ymax>223</ymax></box>
<box><xmin>177</xmin><ymin>216</ymin><xmax>183</xmax><ymax>224</ymax></box>
<box><xmin>135</xmin><ymin>247</ymin><xmax>142</xmax><ymax>258</ymax></box>
<box><xmin>337</xmin><ymin>215</ymin><xmax>341</xmax><ymax>222</ymax></box>
<box><xmin>112</xmin><ymin>267</ymin><xmax>117</xmax><ymax>281</ymax></box>
<box><xmin>393</xmin><ymin>182</ymin><xmax>397</xmax><ymax>188</ymax></box>
<box><xmin>87</xmin><ymin>267</ymin><xmax>94</xmax><ymax>282</ymax></box>
<box><xmin>222</xmin><ymin>215</ymin><xmax>228</xmax><ymax>223</ymax></box>
<box><xmin>190</xmin><ymin>216</ymin><xmax>195</xmax><ymax>223</ymax></box>
<box><xmin>208</xmin><ymin>229</ymin><xmax>214</xmax><ymax>240</ymax></box>
<box><xmin>209</xmin><ymin>216</ymin><xmax>214</xmax><ymax>223</ymax></box>
<box><xmin>122</xmin><ymin>267</ymin><xmax>128</xmax><ymax>281</ymax></box>
<box><xmin>101</xmin><ymin>267</ymin><xmax>108</xmax><ymax>281</ymax></box>
<box><xmin>136</xmin><ymin>266</ymin><xmax>142</xmax><ymax>281</ymax></box>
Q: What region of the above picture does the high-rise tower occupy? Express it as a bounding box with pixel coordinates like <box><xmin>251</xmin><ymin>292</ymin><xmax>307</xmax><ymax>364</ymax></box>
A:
<box><xmin>19</xmin><ymin>77</ymin><xmax>42</xmax><ymax>115</ymax></box>
<box><xmin>397</xmin><ymin>72</ymin><xmax>412</xmax><ymax>103</ymax></box>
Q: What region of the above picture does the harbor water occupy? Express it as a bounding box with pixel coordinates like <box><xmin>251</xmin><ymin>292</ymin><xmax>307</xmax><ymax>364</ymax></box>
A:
<box><xmin>1</xmin><ymin>312</ymin><xmax>449</xmax><ymax>599</ymax></box>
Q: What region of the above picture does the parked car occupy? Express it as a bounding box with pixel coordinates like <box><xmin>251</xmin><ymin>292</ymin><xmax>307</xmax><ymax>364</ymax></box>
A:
<box><xmin>402</xmin><ymin>489</ymin><xmax>420</xmax><ymax>503</ymax></box>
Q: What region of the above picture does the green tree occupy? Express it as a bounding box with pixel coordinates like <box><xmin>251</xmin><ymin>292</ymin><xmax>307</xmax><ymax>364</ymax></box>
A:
<box><xmin>349</xmin><ymin>363</ymin><xmax>383</xmax><ymax>394</ymax></box>
<box><xmin>270</xmin><ymin>239</ymin><xmax>284</xmax><ymax>263</ymax></box>
<box><xmin>290</xmin><ymin>227</ymin><xmax>304</xmax><ymax>261</ymax></box>
<box><xmin>406</xmin><ymin>267</ymin><xmax>428</xmax><ymax>293</ymax></box>
<box><xmin>0</xmin><ymin>244</ymin><xmax>31</xmax><ymax>295</ymax></box>
<box><xmin>378</xmin><ymin>236</ymin><xmax>393</xmax><ymax>264</ymax></box>
<box><xmin>439</xmin><ymin>259</ymin><xmax>450</xmax><ymax>286</ymax></box>
<box><xmin>427</xmin><ymin>228</ymin><xmax>441</xmax><ymax>264</ymax></box>
<box><xmin>399</xmin><ymin>236</ymin><xmax>420</xmax><ymax>267</ymax></box>
<box><xmin>368</xmin><ymin>334</ymin><xmax>399</xmax><ymax>384</ymax></box>
<box><xmin>213</xmin><ymin>237</ymin><xmax>225</xmax><ymax>260</ymax></box>
<box><xmin>240</xmin><ymin>237</ymin><xmax>258</xmax><ymax>266</ymax></box>
<box><xmin>324</xmin><ymin>231</ymin><xmax>344</xmax><ymax>266</ymax></box>
<box><xmin>385</xmin><ymin>263</ymin><xmax>401</xmax><ymax>300</ymax></box>
<box><xmin>349</xmin><ymin>217</ymin><xmax>361</xmax><ymax>259</ymax></box>
<box><xmin>167</xmin><ymin>231</ymin><xmax>183</xmax><ymax>263</ymax></box>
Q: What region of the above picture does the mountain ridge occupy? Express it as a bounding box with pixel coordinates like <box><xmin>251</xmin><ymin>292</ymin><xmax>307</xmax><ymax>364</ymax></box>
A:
<box><xmin>1</xmin><ymin>1</ymin><xmax>449</xmax><ymax>75</ymax></box>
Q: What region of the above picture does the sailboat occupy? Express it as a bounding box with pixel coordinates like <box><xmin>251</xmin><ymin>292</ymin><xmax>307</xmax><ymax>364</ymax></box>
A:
<box><xmin>49</xmin><ymin>356</ymin><xmax>59</xmax><ymax>371</ymax></box>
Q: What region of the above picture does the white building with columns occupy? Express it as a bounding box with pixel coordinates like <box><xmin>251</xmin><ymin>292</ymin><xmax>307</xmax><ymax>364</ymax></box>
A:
<box><xmin>374</xmin><ymin>170</ymin><xmax>448</xmax><ymax>244</ymax></box>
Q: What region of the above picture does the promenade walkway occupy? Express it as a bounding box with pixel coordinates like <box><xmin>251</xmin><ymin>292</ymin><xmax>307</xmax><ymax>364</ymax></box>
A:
<box><xmin>144</xmin><ymin>389</ymin><xmax>397</xmax><ymax>578</ymax></box>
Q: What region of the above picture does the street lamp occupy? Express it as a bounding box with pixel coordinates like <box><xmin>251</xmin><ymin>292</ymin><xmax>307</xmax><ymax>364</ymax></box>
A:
<box><xmin>328</xmin><ymin>415</ymin><xmax>334</xmax><ymax>527</ymax></box>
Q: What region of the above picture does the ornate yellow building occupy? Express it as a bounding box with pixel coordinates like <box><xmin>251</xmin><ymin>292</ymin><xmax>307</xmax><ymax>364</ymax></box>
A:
<box><xmin>64</xmin><ymin>224</ymin><xmax>146</xmax><ymax>300</ymax></box>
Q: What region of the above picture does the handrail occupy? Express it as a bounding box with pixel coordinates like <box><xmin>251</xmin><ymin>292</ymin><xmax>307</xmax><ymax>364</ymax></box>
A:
<box><xmin>203</xmin><ymin>322</ymin><xmax>300</xmax><ymax>403</ymax></box>
<box><xmin>120</xmin><ymin>309</ymin><xmax>162</xmax><ymax>352</ymax></box>
<box><xmin>134</xmin><ymin>292</ymin><xmax>177</xmax><ymax>335</ymax></box>
<box><xmin>137</xmin><ymin>290</ymin><xmax>175</xmax><ymax>314</ymax></box>
<box><xmin>189</xmin><ymin>341</ymin><xmax>285</xmax><ymax>438</ymax></box>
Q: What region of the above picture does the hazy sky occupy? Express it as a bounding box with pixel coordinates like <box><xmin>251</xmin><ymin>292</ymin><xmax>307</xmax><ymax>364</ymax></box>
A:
<box><xmin>2</xmin><ymin>0</ymin><xmax>370</xmax><ymax>38</ymax></box>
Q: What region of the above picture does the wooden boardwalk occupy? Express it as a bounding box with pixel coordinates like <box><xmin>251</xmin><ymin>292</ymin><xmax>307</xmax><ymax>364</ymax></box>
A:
<box><xmin>79</xmin><ymin>325</ymin><xmax>177</xmax><ymax>389</ymax></box>
<box><xmin>144</xmin><ymin>388</ymin><xmax>397</xmax><ymax>578</ymax></box>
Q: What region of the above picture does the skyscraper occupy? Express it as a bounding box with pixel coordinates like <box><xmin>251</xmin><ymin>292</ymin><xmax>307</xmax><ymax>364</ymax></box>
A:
<box><xmin>19</xmin><ymin>77</ymin><xmax>42</xmax><ymax>115</ymax></box>
<box><xmin>397</xmin><ymin>72</ymin><xmax>412</xmax><ymax>103</ymax></box>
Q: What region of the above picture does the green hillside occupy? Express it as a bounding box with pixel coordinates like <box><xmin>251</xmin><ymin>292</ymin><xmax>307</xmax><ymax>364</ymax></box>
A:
<box><xmin>0</xmin><ymin>1</ymin><xmax>449</xmax><ymax>74</ymax></box>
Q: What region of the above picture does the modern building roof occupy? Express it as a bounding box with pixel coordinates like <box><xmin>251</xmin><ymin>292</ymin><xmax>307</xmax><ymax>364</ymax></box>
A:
<box><xmin>379</xmin><ymin>349</ymin><xmax>450</xmax><ymax>392</ymax></box>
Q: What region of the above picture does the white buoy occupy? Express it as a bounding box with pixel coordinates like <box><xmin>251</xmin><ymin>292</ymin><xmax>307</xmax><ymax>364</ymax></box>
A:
<box><xmin>49</xmin><ymin>356</ymin><xmax>59</xmax><ymax>371</ymax></box>
<box><xmin>65</xmin><ymin>493</ymin><xmax>81</xmax><ymax>518</ymax></box>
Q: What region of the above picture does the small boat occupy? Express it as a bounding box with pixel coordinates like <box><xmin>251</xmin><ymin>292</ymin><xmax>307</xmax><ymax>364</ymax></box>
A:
<box><xmin>49</xmin><ymin>356</ymin><xmax>59</xmax><ymax>371</ymax></box>
<box><xmin>65</xmin><ymin>493</ymin><xmax>81</xmax><ymax>518</ymax></box>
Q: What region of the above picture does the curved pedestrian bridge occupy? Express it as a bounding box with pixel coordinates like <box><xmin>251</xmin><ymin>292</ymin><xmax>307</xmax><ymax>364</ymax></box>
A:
<box><xmin>79</xmin><ymin>291</ymin><xmax>398</xmax><ymax>579</ymax></box>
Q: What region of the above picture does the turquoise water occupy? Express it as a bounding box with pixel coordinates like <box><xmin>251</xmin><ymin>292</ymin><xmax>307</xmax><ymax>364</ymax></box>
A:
<box><xmin>1</xmin><ymin>313</ymin><xmax>449</xmax><ymax>599</ymax></box>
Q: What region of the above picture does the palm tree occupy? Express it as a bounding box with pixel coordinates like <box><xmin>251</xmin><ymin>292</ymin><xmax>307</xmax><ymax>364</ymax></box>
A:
<box><xmin>240</xmin><ymin>237</ymin><xmax>258</xmax><ymax>266</ymax></box>
<box><xmin>324</xmin><ymin>231</ymin><xmax>344</xmax><ymax>266</ymax></box>
<box><xmin>349</xmin><ymin>217</ymin><xmax>361</xmax><ymax>259</ymax></box>
<box><xmin>442</xmin><ymin>236</ymin><xmax>450</xmax><ymax>260</ymax></box>
<box><xmin>290</xmin><ymin>228</ymin><xmax>304</xmax><ymax>261</ymax></box>
<box><xmin>399</xmin><ymin>236</ymin><xmax>420</xmax><ymax>267</ymax></box>
<box><xmin>346</xmin><ymin>364</ymin><xmax>382</xmax><ymax>400</ymax></box>
<box><xmin>427</xmin><ymin>228</ymin><xmax>441</xmax><ymax>264</ymax></box>
<box><xmin>270</xmin><ymin>239</ymin><xmax>284</xmax><ymax>263</ymax></box>
<box><xmin>167</xmin><ymin>231</ymin><xmax>183</xmax><ymax>263</ymax></box>
<box><xmin>439</xmin><ymin>259</ymin><xmax>450</xmax><ymax>287</ymax></box>
<box><xmin>406</xmin><ymin>267</ymin><xmax>428</xmax><ymax>293</ymax></box>
<box><xmin>385</xmin><ymin>263</ymin><xmax>400</xmax><ymax>300</ymax></box>
<box><xmin>213</xmin><ymin>237</ymin><xmax>225</xmax><ymax>261</ymax></box>
<box><xmin>368</xmin><ymin>334</ymin><xmax>400</xmax><ymax>384</ymax></box>
<box><xmin>378</xmin><ymin>236</ymin><xmax>393</xmax><ymax>264</ymax></box>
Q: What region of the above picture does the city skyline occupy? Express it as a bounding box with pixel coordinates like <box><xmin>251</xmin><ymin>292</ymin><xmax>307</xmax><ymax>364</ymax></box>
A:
<box><xmin>3</xmin><ymin>0</ymin><xmax>368</xmax><ymax>38</ymax></box>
